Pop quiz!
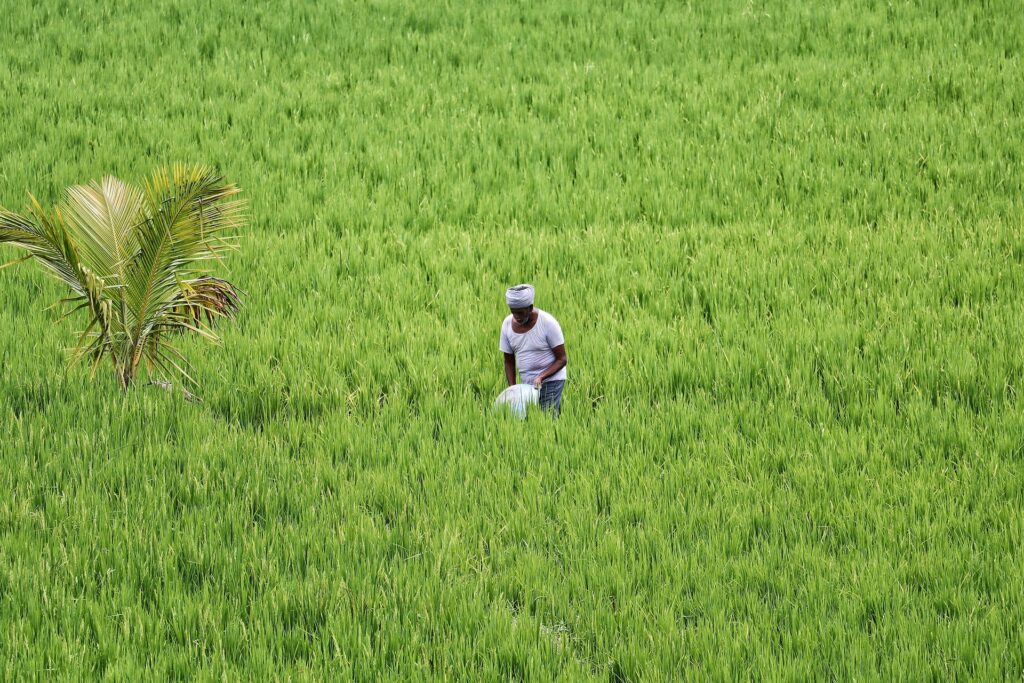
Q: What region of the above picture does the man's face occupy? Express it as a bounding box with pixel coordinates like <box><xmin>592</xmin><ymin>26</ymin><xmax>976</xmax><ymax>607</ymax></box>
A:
<box><xmin>510</xmin><ymin>305</ymin><xmax>533</xmax><ymax>325</ymax></box>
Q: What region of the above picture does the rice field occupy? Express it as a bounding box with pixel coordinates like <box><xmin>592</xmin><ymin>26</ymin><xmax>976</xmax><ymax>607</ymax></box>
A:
<box><xmin>2</xmin><ymin>0</ymin><xmax>1023</xmax><ymax>679</ymax></box>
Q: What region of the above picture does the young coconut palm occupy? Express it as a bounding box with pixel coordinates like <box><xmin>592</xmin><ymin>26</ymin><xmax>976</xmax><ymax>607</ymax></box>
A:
<box><xmin>0</xmin><ymin>164</ymin><xmax>244</xmax><ymax>391</ymax></box>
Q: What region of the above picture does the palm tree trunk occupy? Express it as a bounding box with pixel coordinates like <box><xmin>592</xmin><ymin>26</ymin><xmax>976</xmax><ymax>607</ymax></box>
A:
<box><xmin>118</xmin><ymin>346</ymin><xmax>139</xmax><ymax>389</ymax></box>
<box><xmin>123</xmin><ymin>338</ymin><xmax>146</xmax><ymax>389</ymax></box>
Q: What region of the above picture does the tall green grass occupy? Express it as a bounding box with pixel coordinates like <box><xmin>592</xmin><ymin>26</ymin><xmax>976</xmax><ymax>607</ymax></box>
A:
<box><xmin>2</xmin><ymin>0</ymin><xmax>1023</xmax><ymax>678</ymax></box>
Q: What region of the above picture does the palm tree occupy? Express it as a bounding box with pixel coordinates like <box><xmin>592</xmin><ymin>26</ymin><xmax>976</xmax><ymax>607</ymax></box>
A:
<box><xmin>0</xmin><ymin>164</ymin><xmax>244</xmax><ymax>391</ymax></box>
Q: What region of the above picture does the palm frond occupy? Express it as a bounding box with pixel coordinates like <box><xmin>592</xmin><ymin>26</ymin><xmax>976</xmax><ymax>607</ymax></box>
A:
<box><xmin>122</xmin><ymin>164</ymin><xmax>243</xmax><ymax>378</ymax></box>
<box><xmin>5</xmin><ymin>201</ymin><xmax>114</xmax><ymax>338</ymax></box>
<box><xmin>59</xmin><ymin>175</ymin><xmax>146</xmax><ymax>341</ymax></box>
<box><xmin>168</xmin><ymin>276</ymin><xmax>242</xmax><ymax>327</ymax></box>
<box><xmin>59</xmin><ymin>176</ymin><xmax>144</xmax><ymax>281</ymax></box>
<box><xmin>1</xmin><ymin>206</ymin><xmax>82</xmax><ymax>292</ymax></box>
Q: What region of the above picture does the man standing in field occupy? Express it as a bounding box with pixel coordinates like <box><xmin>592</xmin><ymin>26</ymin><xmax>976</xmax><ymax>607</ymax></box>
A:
<box><xmin>500</xmin><ymin>284</ymin><xmax>568</xmax><ymax>416</ymax></box>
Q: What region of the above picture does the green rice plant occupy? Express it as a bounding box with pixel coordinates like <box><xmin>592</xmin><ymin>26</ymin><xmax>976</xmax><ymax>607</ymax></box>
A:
<box><xmin>0</xmin><ymin>164</ymin><xmax>243</xmax><ymax>389</ymax></box>
<box><xmin>2</xmin><ymin>0</ymin><xmax>1024</xmax><ymax>679</ymax></box>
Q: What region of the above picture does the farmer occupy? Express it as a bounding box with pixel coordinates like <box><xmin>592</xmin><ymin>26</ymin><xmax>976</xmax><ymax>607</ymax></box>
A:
<box><xmin>500</xmin><ymin>284</ymin><xmax>567</xmax><ymax>416</ymax></box>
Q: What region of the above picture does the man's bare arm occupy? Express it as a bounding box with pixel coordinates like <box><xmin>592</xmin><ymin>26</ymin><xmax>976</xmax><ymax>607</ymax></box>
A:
<box><xmin>504</xmin><ymin>352</ymin><xmax>517</xmax><ymax>386</ymax></box>
<box><xmin>533</xmin><ymin>344</ymin><xmax>567</xmax><ymax>386</ymax></box>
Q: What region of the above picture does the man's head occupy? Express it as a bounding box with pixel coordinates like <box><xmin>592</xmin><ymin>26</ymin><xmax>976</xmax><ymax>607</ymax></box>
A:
<box><xmin>506</xmin><ymin>284</ymin><xmax>535</xmax><ymax>325</ymax></box>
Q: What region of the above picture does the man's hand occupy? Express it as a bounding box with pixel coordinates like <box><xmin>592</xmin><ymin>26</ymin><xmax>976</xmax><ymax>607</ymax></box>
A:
<box><xmin>533</xmin><ymin>376</ymin><xmax>543</xmax><ymax>390</ymax></box>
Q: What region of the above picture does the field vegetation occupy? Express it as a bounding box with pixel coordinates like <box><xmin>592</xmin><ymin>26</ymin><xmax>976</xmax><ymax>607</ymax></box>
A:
<box><xmin>1</xmin><ymin>0</ymin><xmax>1023</xmax><ymax>679</ymax></box>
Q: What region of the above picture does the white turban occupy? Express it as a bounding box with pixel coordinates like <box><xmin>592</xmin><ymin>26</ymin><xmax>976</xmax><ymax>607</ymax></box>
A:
<box><xmin>505</xmin><ymin>284</ymin><xmax>535</xmax><ymax>308</ymax></box>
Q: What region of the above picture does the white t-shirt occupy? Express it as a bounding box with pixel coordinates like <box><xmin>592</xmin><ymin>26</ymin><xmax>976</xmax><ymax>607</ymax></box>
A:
<box><xmin>499</xmin><ymin>309</ymin><xmax>567</xmax><ymax>384</ymax></box>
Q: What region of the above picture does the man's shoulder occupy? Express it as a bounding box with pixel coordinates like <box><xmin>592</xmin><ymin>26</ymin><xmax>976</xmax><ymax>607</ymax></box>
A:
<box><xmin>536</xmin><ymin>309</ymin><xmax>560</xmax><ymax>325</ymax></box>
<box><xmin>501</xmin><ymin>314</ymin><xmax>514</xmax><ymax>329</ymax></box>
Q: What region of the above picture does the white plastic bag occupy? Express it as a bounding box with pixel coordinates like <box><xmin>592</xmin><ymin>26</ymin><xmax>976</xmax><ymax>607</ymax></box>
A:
<box><xmin>493</xmin><ymin>383</ymin><xmax>540</xmax><ymax>419</ymax></box>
